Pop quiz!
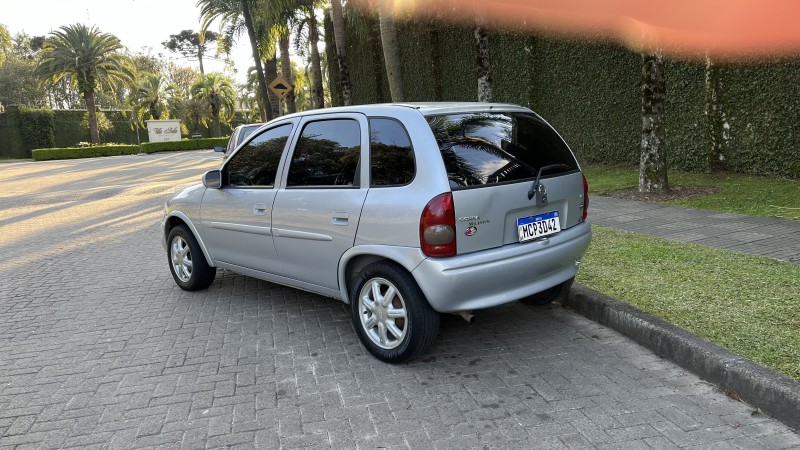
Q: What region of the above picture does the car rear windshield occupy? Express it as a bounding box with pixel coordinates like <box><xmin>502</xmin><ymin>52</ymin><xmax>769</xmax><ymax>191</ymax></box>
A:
<box><xmin>426</xmin><ymin>112</ymin><xmax>579</xmax><ymax>189</ymax></box>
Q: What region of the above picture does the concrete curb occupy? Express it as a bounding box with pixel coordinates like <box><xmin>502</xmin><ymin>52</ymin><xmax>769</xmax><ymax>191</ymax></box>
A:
<box><xmin>562</xmin><ymin>283</ymin><xmax>800</xmax><ymax>431</ymax></box>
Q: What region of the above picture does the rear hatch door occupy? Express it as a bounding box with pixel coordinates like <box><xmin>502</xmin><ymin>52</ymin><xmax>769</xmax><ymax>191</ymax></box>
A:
<box><xmin>426</xmin><ymin>111</ymin><xmax>584</xmax><ymax>254</ymax></box>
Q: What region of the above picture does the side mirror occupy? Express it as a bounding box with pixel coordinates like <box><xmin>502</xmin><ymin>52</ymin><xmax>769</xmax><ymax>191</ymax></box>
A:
<box><xmin>202</xmin><ymin>170</ymin><xmax>222</xmax><ymax>189</ymax></box>
<box><xmin>213</xmin><ymin>146</ymin><xmax>226</xmax><ymax>153</ymax></box>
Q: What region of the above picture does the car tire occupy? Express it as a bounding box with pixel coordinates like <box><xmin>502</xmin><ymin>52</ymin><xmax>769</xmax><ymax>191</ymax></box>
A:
<box><xmin>520</xmin><ymin>277</ymin><xmax>575</xmax><ymax>306</ymax></box>
<box><xmin>350</xmin><ymin>261</ymin><xmax>439</xmax><ymax>363</ymax></box>
<box><xmin>167</xmin><ymin>225</ymin><xmax>216</xmax><ymax>291</ymax></box>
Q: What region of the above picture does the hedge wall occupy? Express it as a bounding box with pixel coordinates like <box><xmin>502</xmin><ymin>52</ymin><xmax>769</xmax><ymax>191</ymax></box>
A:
<box><xmin>344</xmin><ymin>15</ymin><xmax>800</xmax><ymax>179</ymax></box>
<box><xmin>139</xmin><ymin>137</ymin><xmax>227</xmax><ymax>154</ymax></box>
<box><xmin>0</xmin><ymin>106</ymin><xmax>55</xmax><ymax>158</ymax></box>
<box><xmin>31</xmin><ymin>138</ymin><xmax>229</xmax><ymax>161</ymax></box>
<box><xmin>1</xmin><ymin>108</ymin><xmax>247</xmax><ymax>158</ymax></box>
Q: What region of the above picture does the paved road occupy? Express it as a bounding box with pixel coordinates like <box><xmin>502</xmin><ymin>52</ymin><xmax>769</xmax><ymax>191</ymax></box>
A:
<box><xmin>1</xmin><ymin>152</ymin><xmax>798</xmax><ymax>449</ymax></box>
<box><xmin>591</xmin><ymin>197</ymin><xmax>800</xmax><ymax>264</ymax></box>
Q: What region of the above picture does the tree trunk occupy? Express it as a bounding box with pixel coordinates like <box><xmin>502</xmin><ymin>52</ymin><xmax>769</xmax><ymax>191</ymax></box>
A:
<box><xmin>475</xmin><ymin>16</ymin><xmax>492</xmax><ymax>102</ymax></box>
<box><xmin>211</xmin><ymin>101</ymin><xmax>221</xmax><ymax>137</ymax></box>
<box><xmin>639</xmin><ymin>50</ymin><xmax>669</xmax><ymax>194</ymax></box>
<box><xmin>264</xmin><ymin>54</ymin><xmax>280</xmax><ymax>118</ymax></box>
<box><xmin>525</xmin><ymin>34</ymin><xmax>537</xmax><ymax>108</ymax></box>
<box><xmin>330</xmin><ymin>0</ymin><xmax>352</xmax><ymax>106</ymax></box>
<box><xmin>279</xmin><ymin>34</ymin><xmax>296</xmax><ymax>113</ymax></box>
<box><xmin>241</xmin><ymin>0</ymin><xmax>271</xmax><ymax>121</ymax></box>
<box><xmin>84</xmin><ymin>89</ymin><xmax>100</xmax><ymax>144</ymax></box>
<box><xmin>198</xmin><ymin>46</ymin><xmax>205</xmax><ymax>74</ymax></box>
<box><xmin>428</xmin><ymin>22</ymin><xmax>444</xmax><ymax>101</ymax></box>
<box><xmin>308</xmin><ymin>11</ymin><xmax>325</xmax><ymax>109</ymax></box>
<box><xmin>705</xmin><ymin>55</ymin><xmax>727</xmax><ymax>172</ymax></box>
<box><xmin>370</xmin><ymin>20</ymin><xmax>387</xmax><ymax>102</ymax></box>
<box><xmin>379</xmin><ymin>0</ymin><xmax>404</xmax><ymax>102</ymax></box>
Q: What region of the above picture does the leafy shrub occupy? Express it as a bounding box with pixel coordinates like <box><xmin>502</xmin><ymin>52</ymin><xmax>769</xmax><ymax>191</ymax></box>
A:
<box><xmin>32</xmin><ymin>145</ymin><xmax>141</xmax><ymax>161</ymax></box>
<box><xmin>139</xmin><ymin>137</ymin><xmax>227</xmax><ymax>154</ymax></box>
<box><xmin>31</xmin><ymin>137</ymin><xmax>229</xmax><ymax>161</ymax></box>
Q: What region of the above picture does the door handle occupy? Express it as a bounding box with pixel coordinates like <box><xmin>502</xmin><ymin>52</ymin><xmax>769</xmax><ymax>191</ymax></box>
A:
<box><xmin>253</xmin><ymin>203</ymin><xmax>269</xmax><ymax>216</ymax></box>
<box><xmin>332</xmin><ymin>211</ymin><xmax>349</xmax><ymax>226</ymax></box>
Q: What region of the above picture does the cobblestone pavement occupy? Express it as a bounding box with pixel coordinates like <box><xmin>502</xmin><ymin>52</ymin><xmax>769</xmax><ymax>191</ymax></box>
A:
<box><xmin>591</xmin><ymin>197</ymin><xmax>800</xmax><ymax>264</ymax></box>
<box><xmin>1</xmin><ymin>152</ymin><xmax>798</xmax><ymax>449</ymax></box>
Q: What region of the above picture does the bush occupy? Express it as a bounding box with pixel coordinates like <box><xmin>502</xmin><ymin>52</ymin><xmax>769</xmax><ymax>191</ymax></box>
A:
<box><xmin>30</xmin><ymin>137</ymin><xmax>229</xmax><ymax>161</ymax></box>
<box><xmin>32</xmin><ymin>145</ymin><xmax>141</xmax><ymax>161</ymax></box>
<box><xmin>139</xmin><ymin>137</ymin><xmax>228</xmax><ymax>154</ymax></box>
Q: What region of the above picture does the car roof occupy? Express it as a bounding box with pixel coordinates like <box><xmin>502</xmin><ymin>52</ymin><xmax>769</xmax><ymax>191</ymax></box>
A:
<box><xmin>272</xmin><ymin>102</ymin><xmax>532</xmax><ymax>121</ymax></box>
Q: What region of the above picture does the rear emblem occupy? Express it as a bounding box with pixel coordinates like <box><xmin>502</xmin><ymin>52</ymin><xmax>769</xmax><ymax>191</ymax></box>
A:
<box><xmin>465</xmin><ymin>226</ymin><xmax>477</xmax><ymax>236</ymax></box>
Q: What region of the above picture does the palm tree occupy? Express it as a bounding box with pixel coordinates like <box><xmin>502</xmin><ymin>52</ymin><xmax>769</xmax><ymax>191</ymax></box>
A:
<box><xmin>639</xmin><ymin>49</ymin><xmax>669</xmax><ymax>194</ymax></box>
<box><xmin>329</xmin><ymin>0</ymin><xmax>352</xmax><ymax>105</ymax></box>
<box><xmin>129</xmin><ymin>72</ymin><xmax>170</xmax><ymax>125</ymax></box>
<box><xmin>191</xmin><ymin>73</ymin><xmax>236</xmax><ymax>137</ymax></box>
<box><xmin>378</xmin><ymin>0</ymin><xmax>404</xmax><ymax>102</ymax></box>
<box><xmin>278</xmin><ymin>34</ymin><xmax>297</xmax><ymax>113</ymax></box>
<box><xmin>286</xmin><ymin>0</ymin><xmax>325</xmax><ymax>109</ymax></box>
<box><xmin>35</xmin><ymin>24</ymin><xmax>132</xmax><ymax>143</ymax></box>
<box><xmin>475</xmin><ymin>14</ymin><xmax>492</xmax><ymax>102</ymax></box>
<box><xmin>198</xmin><ymin>0</ymin><xmax>273</xmax><ymax>121</ymax></box>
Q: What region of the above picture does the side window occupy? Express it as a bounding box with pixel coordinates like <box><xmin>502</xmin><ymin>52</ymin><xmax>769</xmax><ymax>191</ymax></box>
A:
<box><xmin>369</xmin><ymin>118</ymin><xmax>415</xmax><ymax>186</ymax></box>
<box><xmin>225</xmin><ymin>124</ymin><xmax>292</xmax><ymax>187</ymax></box>
<box><xmin>286</xmin><ymin>119</ymin><xmax>361</xmax><ymax>187</ymax></box>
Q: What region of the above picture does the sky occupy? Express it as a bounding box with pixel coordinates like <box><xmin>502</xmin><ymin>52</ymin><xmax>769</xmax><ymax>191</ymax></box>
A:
<box><xmin>0</xmin><ymin>0</ymin><xmax>253</xmax><ymax>83</ymax></box>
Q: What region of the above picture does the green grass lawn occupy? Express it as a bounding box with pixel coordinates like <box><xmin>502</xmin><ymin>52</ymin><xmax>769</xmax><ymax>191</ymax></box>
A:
<box><xmin>577</xmin><ymin>226</ymin><xmax>800</xmax><ymax>382</ymax></box>
<box><xmin>583</xmin><ymin>164</ymin><xmax>800</xmax><ymax>220</ymax></box>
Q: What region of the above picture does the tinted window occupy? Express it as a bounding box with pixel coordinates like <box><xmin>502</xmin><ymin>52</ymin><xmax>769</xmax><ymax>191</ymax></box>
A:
<box><xmin>426</xmin><ymin>113</ymin><xmax>578</xmax><ymax>189</ymax></box>
<box><xmin>226</xmin><ymin>124</ymin><xmax>292</xmax><ymax>187</ymax></box>
<box><xmin>369</xmin><ymin>118</ymin><xmax>415</xmax><ymax>186</ymax></box>
<box><xmin>236</xmin><ymin>124</ymin><xmax>261</xmax><ymax>146</ymax></box>
<box><xmin>286</xmin><ymin>119</ymin><xmax>361</xmax><ymax>187</ymax></box>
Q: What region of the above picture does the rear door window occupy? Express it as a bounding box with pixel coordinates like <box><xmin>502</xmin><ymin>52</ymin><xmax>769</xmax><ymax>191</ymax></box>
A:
<box><xmin>426</xmin><ymin>113</ymin><xmax>578</xmax><ymax>189</ymax></box>
<box><xmin>286</xmin><ymin>119</ymin><xmax>361</xmax><ymax>187</ymax></box>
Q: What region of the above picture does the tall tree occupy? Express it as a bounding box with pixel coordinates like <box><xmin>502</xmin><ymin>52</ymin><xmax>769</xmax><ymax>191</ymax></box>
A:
<box><xmin>162</xmin><ymin>29</ymin><xmax>219</xmax><ymax>74</ymax></box>
<box><xmin>198</xmin><ymin>0</ymin><xmax>273</xmax><ymax>121</ymax></box>
<box><xmin>639</xmin><ymin>49</ymin><xmax>669</xmax><ymax>194</ymax></box>
<box><xmin>475</xmin><ymin>14</ymin><xmax>492</xmax><ymax>102</ymax></box>
<box><xmin>35</xmin><ymin>24</ymin><xmax>132</xmax><ymax>143</ymax></box>
<box><xmin>191</xmin><ymin>72</ymin><xmax>236</xmax><ymax>137</ymax></box>
<box><xmin>278</xmin><ymin>34</ymin><xmax>297</xmax><ymax>113</ymax></box>
<box><xmin>129</xmin><ymin>72</ymin><xmax>170</xmax><ymax>124</ymax></box>
<box><xmin>705</xmin><ymin>55</ymin><xmax>726</xmax><ymax>172</ymax></box>
<box><xmin>285</xmin><ymin>1</ymin><xmax>325</xmax><ymax>109</ymax></box>
<box><xmin>329</xmin><ymin>0</ymin><xmax>352</xmax><ymax>105</ymax></box>
<box><xmin>378</xmin><ymin>0</ymin><xmax>404</xmax><ymax>102</ymax></box>
<box><xmin>0</xmin><ymin>24</ymin><xmax>13</xmax><ymax>66</ymax></box>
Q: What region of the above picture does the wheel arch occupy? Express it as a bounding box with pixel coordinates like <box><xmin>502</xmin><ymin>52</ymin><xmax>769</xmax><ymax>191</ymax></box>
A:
<box><xmin>164</xmin><ymin>212</ymin><xmax>215</xmax><ymax>267</ymax></box>
<box><xmin>338</xmin><ymin>245</ymin><xmax>427</xmax><ymax>304</ymax></box>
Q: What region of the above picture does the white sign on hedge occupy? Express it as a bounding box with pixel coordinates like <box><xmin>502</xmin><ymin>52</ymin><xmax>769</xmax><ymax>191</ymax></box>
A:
<box><xmin>146</xmin><ymin>119</ymin><xmax>181</xmax><ymax>142</ymax></box>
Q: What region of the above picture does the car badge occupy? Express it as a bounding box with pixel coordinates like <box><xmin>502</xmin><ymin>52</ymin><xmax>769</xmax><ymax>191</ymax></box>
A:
<box><xmin>465</xmin><ymin>226</ymin><xmax>477</xmax><ymax>236</ymax></box>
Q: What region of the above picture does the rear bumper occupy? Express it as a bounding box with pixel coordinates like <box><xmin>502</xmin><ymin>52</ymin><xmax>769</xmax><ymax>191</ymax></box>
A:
<box><xmin>412</xmin><ymin>222</ymin><xmax>591</xmax><ymax>313</ymax></box>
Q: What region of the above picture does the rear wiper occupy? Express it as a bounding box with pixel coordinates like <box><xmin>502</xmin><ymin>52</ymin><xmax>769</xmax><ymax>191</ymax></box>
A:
<box><xmin>528</xmin><ymin>164</ymin><xmax>571</xmax><ymax>203</ymax></box>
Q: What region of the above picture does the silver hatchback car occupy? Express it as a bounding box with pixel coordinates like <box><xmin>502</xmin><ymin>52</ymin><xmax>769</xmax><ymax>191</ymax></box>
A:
<box><xmin>162</xmin><ymin>102</ymin><xmax>591</xmax><ymax>363</ymax></box>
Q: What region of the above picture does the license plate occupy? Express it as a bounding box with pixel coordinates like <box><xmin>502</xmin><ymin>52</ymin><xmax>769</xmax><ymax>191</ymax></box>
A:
<box><xmin>517</xmin><ymin>211</ymin><xmax>561</xmax><ymax>242</ymax></box>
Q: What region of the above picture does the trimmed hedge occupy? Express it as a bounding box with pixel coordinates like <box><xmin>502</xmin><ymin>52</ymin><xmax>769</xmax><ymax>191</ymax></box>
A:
<box><xmin>32</xmin><ymin>145</ymin><xmax>141</xmax><ymax>161</ymax></box>
<box><xmin>343</xmin><ymin>13</ymin><xmax>800</xmax><ymax>179</ymax></box>
<box><xmin>31</xmin><ymin>137</ymin><xmax>229</xmax><ymax>161</ymax></box>
<box><xmin>139</xmin><ymin>137</ymin><xmax>228</xmax><ymax>154</ymax></box>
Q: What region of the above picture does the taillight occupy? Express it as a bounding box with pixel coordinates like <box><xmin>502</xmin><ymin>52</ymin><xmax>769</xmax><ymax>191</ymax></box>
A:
<box><xmin>420</xmin><ymin>193</ymin><xmax>456</xmax><ymax>257</ymax></box>
<box><xmin>581</xmin><ymin>173</ymin><xmax>589</xmax><ymax>222</ymax></box>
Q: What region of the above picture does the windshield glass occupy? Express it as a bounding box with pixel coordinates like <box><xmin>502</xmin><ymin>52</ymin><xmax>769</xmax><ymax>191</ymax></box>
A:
<box><xmin>426</xmin><ymin>113</ymin><xmax>578</xmax><ymax>189</ymax></box>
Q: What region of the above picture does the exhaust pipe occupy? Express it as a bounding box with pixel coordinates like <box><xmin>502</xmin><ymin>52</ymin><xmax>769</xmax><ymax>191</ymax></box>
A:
<box><xmin>453</xmin><ymin>311</ymin><xmax>476</xmax><ymax>324</ymax></box>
